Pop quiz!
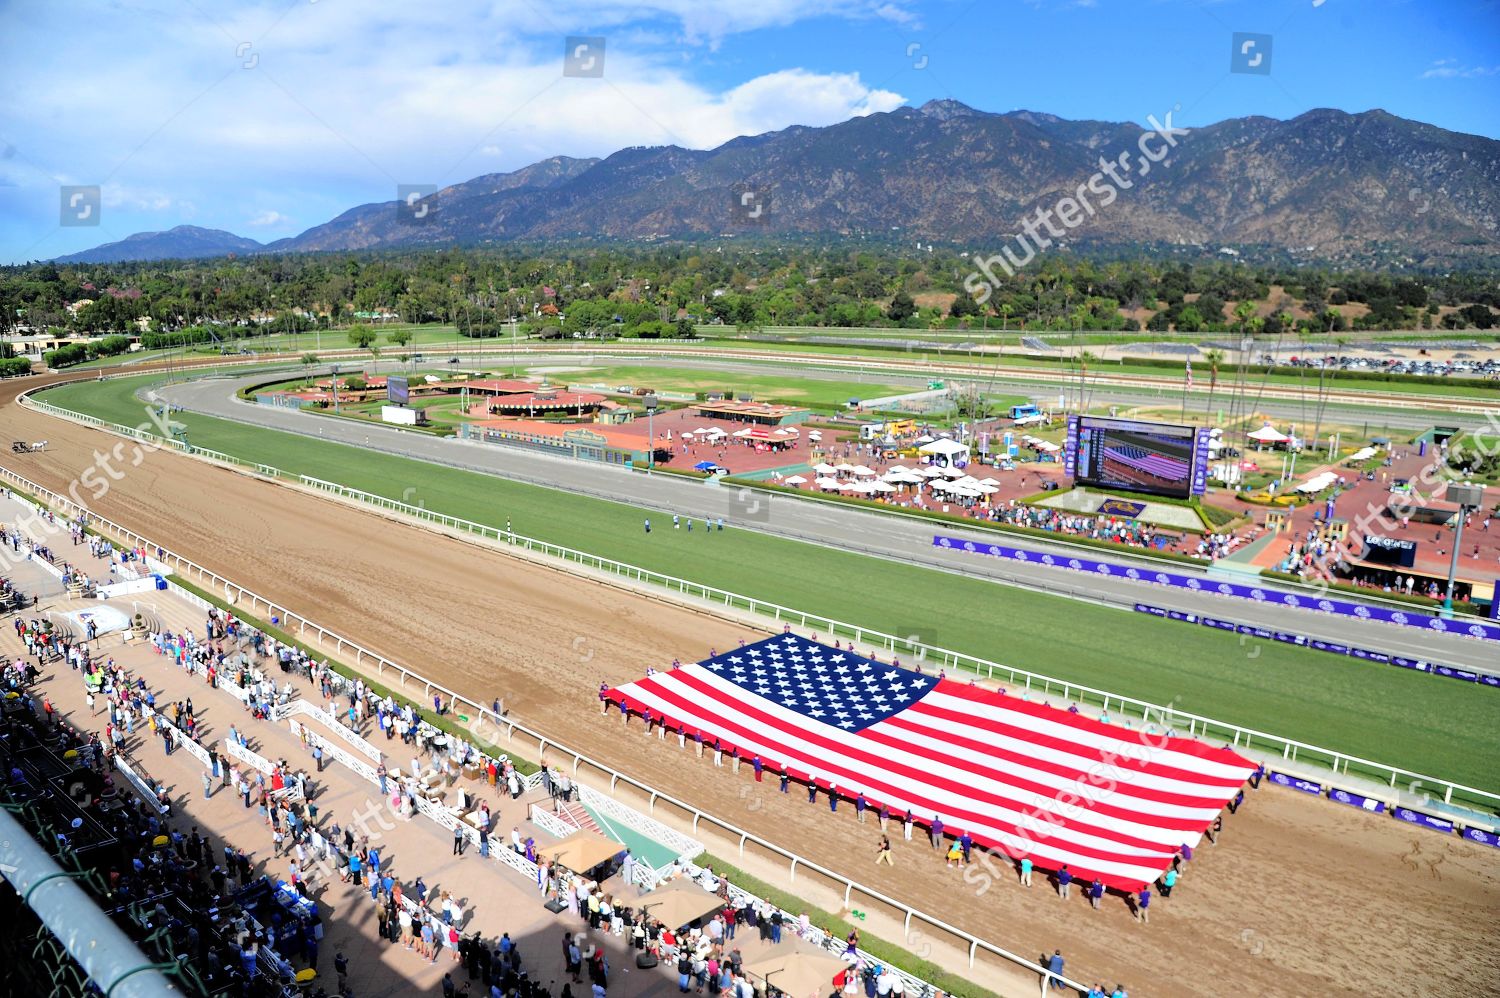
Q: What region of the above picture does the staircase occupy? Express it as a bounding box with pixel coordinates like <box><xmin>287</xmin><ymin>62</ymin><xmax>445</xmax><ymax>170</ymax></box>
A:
<box><xmin>555</xmin><ymin>798</ymin><xmax>602</xmax><ymax>835</ymax></box>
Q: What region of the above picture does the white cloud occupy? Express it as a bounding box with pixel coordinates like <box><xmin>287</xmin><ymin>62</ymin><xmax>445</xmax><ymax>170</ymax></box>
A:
<box><xmin>1420</xmin><ymin>58</ymin><xmax>1500</xmax><ymax>79</ymax></box>
<box><xmin>0</xmin><ymin>0</ymin><xmax>908</xmax><ymax>259</ymax></box>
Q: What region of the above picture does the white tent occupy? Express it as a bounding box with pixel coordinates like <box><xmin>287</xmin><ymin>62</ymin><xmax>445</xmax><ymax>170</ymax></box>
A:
<box><xmin>835</xmin><ymin>463</ymin><xmax>857</xmax><ymax>473</ymax></box>
<box><xmin>852</xmin><ymin>465</ymin><xmax>876</xmax><ymax>476</ymax></box>
<box><xmin>919</xmin><ymin>438</ymin><xmax>969</xmax><ymax>457</ymax></box>
<box><xmin>814</xmin><ymin>462</ymin><xmax>837</xmax><ymax>475</ymax></box>
<box><xmin>920</xmin><ymin>466</ymin><xmax>947</xmax><ymax>478</ymax></box>
<box><xmin>815</xmin><ymin>477</ymin><xmax>841</xmax><ymax>489</ymax></box>
<box><xmin>1248</xmin><ymin>425</ymin><xmax>1290</xmax><ymax>444</ymax></box>
<box><xmin>870</xmin><ymin>480</ymin><xmax>896</xmax><ymax>493</ymax></box>
<box><xmin>704</xmin><ymin>428</ymin><xmax>727</xmax><ymax>439</ymax></box>
<box><xmin>1347</xmin><ymin>446</ymin><xmax>1377</xmax><ymax>462</ymax></box>
<box><xmin>807</xmin><ymin>430</ymin><xmax>822</xmax><ymax>440</ymax></box>
<box><xmin>783</xmin><ymin>475</ymin><xmax>808</xmax><ymax>485</ymax></box>
<box><xmin>732</xmin><ymin>428</ymin><xmax>753</xmax><ymax>438</ymax></box>
<box><xmin>941</xmin><ymin>465</ymin><xmax>967</xmax><ymax>478</ymax></box>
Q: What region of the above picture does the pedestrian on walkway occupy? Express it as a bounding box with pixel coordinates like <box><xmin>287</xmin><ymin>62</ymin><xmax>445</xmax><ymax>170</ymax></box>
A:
<box><xmin>875</xmin><ymin>836</ymin><xmax>893</xmax><ymax>866</ymax></box>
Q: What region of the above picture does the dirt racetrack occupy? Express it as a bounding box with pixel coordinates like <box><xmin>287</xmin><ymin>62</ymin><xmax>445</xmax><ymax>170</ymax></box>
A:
<box><xmin>3</xmin><ymin>369</ymin><xmax>1498</xmax><ymax>997</ymax></box>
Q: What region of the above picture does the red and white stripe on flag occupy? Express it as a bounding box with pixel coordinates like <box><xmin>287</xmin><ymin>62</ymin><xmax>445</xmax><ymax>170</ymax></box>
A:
<box><xmin>608</xmin><ymin>645</ymin><xmax>1254</xmax><ymax>892</ymax></box>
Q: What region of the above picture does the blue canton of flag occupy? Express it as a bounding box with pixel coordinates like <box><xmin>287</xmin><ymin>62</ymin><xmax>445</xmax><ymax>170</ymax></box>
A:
<box><xmin>699</xmin><ymin>634</ymin><xmax>938</xmax><ymax>732</ymax></box>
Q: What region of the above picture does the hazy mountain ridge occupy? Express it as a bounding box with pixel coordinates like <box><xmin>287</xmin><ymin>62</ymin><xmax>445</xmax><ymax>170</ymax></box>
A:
<box><xmin>56</xmin><ymin>104</ymin><xmax>1500</xmax><ymax>266</ymax></box>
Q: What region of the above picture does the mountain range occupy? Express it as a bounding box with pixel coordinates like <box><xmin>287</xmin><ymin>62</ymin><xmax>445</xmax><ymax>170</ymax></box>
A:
<box><xmin>54</xmin><ymin>101</ymin><xmax>1500</xmax><ymax>266</ymax></box>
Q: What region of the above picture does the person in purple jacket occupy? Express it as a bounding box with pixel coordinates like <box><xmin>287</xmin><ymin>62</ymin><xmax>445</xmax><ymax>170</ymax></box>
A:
<box><xmin>929</xmin><ymin>815</ymin><xmax>944</xmax><ymax>850</ymax></box>
<box><xmin>1137</xmin><ymin>888</ymin><xmax>1151</xmax><ymax>923</ymax></box>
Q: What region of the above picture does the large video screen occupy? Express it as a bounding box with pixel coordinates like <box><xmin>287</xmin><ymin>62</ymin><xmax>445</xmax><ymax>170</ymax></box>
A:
<box><xmin>1070</xmin><ymin>416</ymin><xmax>1199</xmax><ymax>499</ymax></box>
<box><xmin>387</xmin><ymin>375</ymin><xmax>409</xmax><ymax>404</ymax></box>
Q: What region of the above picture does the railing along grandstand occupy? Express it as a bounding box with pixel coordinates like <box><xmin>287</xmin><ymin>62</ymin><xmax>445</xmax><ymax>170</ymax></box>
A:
<box><xmin>1</xmin><ymin>466</ymin><xmax>1096</xmax><ymax>993</ymax></box>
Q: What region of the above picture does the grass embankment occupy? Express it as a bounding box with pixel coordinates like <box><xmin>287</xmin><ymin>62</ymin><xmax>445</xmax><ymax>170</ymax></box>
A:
<box><xmin>33</xmin><ymin>375</ymin><xmax>1500</xmax><ymax>795</ymax></box>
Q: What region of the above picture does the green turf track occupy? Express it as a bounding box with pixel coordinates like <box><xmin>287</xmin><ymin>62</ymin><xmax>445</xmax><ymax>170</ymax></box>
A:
<box><xmin>36</xmin><ymin>376</ymin><xmax>1500</xmax><ymax>796</ymax></box>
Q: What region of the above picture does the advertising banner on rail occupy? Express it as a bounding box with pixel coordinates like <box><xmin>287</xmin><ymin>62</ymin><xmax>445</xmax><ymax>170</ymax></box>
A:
<box><xmin>1392</xmin><ymin>808</ymin><xmax>1455</xmax><ymax>834</ymax></box>
<box><xmin>1329</xmin><ymin>789</ymin><xmax>1386</xmax><ymax>814</ymax></box>
<box><xmin>1269</xmin><ymin>772</ymin><xmax>1322</xmax><ymax>795</ymax></box>
<box><xmin>932</xmin><ymin>534</ymin><xmax>1500</xmax><ymax>642</ymax></box>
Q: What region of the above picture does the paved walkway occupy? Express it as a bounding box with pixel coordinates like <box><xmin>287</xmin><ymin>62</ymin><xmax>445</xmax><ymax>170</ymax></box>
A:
<box><xmin>3</xmin><ymin>501</ymin><xmax>813</xmax><ymax>997</ymax></box>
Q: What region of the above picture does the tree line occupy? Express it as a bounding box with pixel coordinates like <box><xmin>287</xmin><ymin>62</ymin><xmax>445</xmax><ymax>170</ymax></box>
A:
<box><xmin>2</xmin><ymin>247</ymin><xmax>1496</xmax><ymax>341</ymax></box>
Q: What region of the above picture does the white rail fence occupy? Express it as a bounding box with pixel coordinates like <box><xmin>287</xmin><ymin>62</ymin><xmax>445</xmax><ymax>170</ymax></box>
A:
<box><xmin>578</xmin><ymin>784</ymin><xmax>705</xmax><ymax>861</ymax></box>
<box><xmin>274</xmin><ymin>698</ymin><xmax>383</xmax><ymax>762</ymax></box>
<box><xmin>0</xmin><ymin>463</ymin><xmax>1096</xmax><ymax>993</ymax></box>
<box><xmin>17</xmin><ymin>389</ymin><xmax>1497</xmax><ymax>812</ymax></box>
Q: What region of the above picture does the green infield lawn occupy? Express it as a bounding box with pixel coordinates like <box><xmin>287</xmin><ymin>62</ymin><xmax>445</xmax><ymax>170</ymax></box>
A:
<box><xmin>554</xmin><ymin>363</ymin><xmax>925</xmax><ymax>410</ymax></box>
<box><xmin>37</xmin><ymin>376</ymin><xmax>1500</xmax><ymax>796</ymax></box>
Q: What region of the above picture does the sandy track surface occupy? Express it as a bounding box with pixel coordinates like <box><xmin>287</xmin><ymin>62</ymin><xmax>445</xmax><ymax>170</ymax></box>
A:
<box><xmin>3</xmin><ymin>370</ymin><xmax>1497</xmax><ymax>997</ymax></box>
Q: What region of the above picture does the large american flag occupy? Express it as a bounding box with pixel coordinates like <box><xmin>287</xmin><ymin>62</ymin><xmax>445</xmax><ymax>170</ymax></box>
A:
<box><xmin>607</xmin><ymin>634</ymin><xmax>1254</xmax><ymax>891</ymax></box>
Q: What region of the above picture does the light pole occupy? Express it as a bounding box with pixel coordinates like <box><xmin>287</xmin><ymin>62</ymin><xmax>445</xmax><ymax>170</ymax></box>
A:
<box><xmin>1442</xmin><ymin>483</ymin><xmax>1484</xmax><ymax>616</ymax></box>
<box><xmin>643</xmin><ymin>394</ymin><xmax>658</xmax><ymax>473</ymax></box>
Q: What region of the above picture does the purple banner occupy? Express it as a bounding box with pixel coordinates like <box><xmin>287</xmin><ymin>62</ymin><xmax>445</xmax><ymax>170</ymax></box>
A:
<box><xmin>932</xmin><ymin>534</ymin><xmax>1500</xmax><ymax>642</ymax></box>
<box><xmin>1392</xmin><ymin>807</ymin><xmax>1454</xmax><ymax>834</ymax></box>
<box><xmin>1462</xmin><ymin>827</ymin><xmax>1500</xmax><ymax>848</ymax></box>
<box><xmin>1191</xmin><ymin>427</ymin><xmax>1211</xmax><ymax>496</ymax></box>
<box><xmin>1064</xmin><ymin>415</ymin><xmax>1079</xmax><ymax>478</ymax></box>
<box><xmin>1491</xmin><ymin>581</ymin><xmax>1499</xmax><ymax>620</ymax></box>
<box><xmin>1329</xmin><ymin>788</ymin><xmax>1386</xmax><ymax>814</ymax></box>
<box><xmin>1269</xmin><ymin>771</ymin><xmax>1322</xmax><ymax>795</ymax></box>
<box><xmin>1434</xmin><ymin>666</ymin><xmax>1480</xmax><ymax>683</ymax></box>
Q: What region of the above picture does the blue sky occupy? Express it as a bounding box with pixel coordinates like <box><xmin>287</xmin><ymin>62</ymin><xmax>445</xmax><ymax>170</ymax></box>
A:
<box><xmin>1</xmin><ymin>0</ymin><xmax>1496</xmax><ymax>264</ymax></box>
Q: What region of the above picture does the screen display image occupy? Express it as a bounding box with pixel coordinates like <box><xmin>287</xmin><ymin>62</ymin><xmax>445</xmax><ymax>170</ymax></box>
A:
<box><xmin>1073</xmin><ymin>417</ymin><xmax>1198</xmax><ymax>499</ymax></box>
<box><xmin>387</xmin><ymin>375</ymin><xmax>409</xmax><ymax>405</ymax></box>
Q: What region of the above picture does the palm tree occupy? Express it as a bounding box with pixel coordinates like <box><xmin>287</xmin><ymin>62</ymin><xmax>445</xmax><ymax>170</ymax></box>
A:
<box><xmin>1203</xmin><ymin>348</ymin><xmax>1224</xmax><ymax>416</ymax></box>
<box><xmin>1078</xmin><ymin>349</ymin><xmax>1099</xmax><ymax>412</ymax></box>
<box><xmin>1071</xmin><ymin>305</ymin><xmax>1090</xmax><ymax>410</ymax></box>
<box><xmin>1310</xmin><ymin>310</ymin><xmax>1339</xmax><ymax>446</ymax></box>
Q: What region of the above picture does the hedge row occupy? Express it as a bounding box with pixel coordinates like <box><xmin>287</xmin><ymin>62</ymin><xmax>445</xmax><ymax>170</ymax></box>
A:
<box><xmin>0</xmin><ymin>356</ymin><xmax>33</xmax><ymax>378</ymax></box>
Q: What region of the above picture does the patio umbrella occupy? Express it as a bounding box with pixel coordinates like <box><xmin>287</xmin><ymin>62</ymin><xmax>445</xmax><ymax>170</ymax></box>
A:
<box><xmin>813</xmin><ymin>462</ymin><xmax>837</xmax><ymax>474</ymax></box>
<box><xmin>636</xmin><ymin>878</ymin><xmax>726</xmax><ymax>931</ymax></box>
<box><xmin>783</xmin><ymin>475</ymin><xmax>808</xmax><ymax>485</ymax></box>
<box><xmin>920</xmin><ymin>466</ymin><xmax>947</xmax><ymax>478</ymax></box>
<box><xmin>815</xmin><ymin>477</ymin><xmax>841</xmax><ymax>489</ymax></box>
<box><xmin>941</xmin><ymin>466</ymin><xmax>966</xmax><ymax>478</ymax></box>
<box><xmin>979</xmin><ymin>477</ymin><xmax>1002</xmax><ymax>485</ymax></box>
<box><xmin>852</xmin><ymin>465</ymin><xmax>876</xmax><ymax>476</ymax></box>
<box><xmin>870</xmin><ymin>480</ymin><xmax>897</xmax><ymax>493</ymax></box>
<box><xmin>835</xmin><ymin>463</ymin><xmax>856</xmax><ymax>473</ymax></box>
<box><xmin>743</xmin><ymin>949</ymin><xmax>849</xmax><ymax>998</ymax></box>
<box><xmin>693</xmin><ymin>461</ymin><xmax>718</xmax><ymax>471</ymax></box>
<box><xmin>733</xmin><ymin>428</ymin><xmax>753</xmax><ymax>437</ymax></box>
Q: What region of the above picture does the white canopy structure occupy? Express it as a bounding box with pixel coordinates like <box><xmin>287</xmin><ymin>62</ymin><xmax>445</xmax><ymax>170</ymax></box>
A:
<box><xmin>920</xmin><ymin>466</ymin><xmax>947</xmax><ymax>478</ymax></box>
<box><xmin>783</xmin><ymin>475</ymin><xmax>808</xmax><ymax>485</ymax></box>
<box><xmin>815</xmin><ymin>477</ymin><xmax>841</xmax><ymax>489</ymax></box>
<box><xmin>1247</xmin><ymin>425</ymin><xmax>1290</xmax><ymax>444</ymax></box>
<box><xmin>813</xmin><ymin>462</ymin><xmax>838</xmax><ymax>474</ymax></box>
<box><xmin>870</xmin><ymin>480</ymin><xmax>897</xmax><ymax>493</ymax></box>
<box><xmin>852</xmin><ymin>465</ymin><xmax>876</xmax><ymax>476</ymax></box>
<box><xmin>1296</xmin><ymin>471</ymin><xmax>1339</xmax><ymax>494</ymax></box>
<box><xmin>919</xmin><ymin>438</ymin><xmax>969</xmax><ymax>457</ymax></box>
<box><xmin>835</xmin><ymin>463</ymin><xmax>856</xmax><ymax>473</ymax></box>
<box><xmin>1347</xmin><ymin>446</ymin><xmax>1378</xmax><ymax>462</ymax></box>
